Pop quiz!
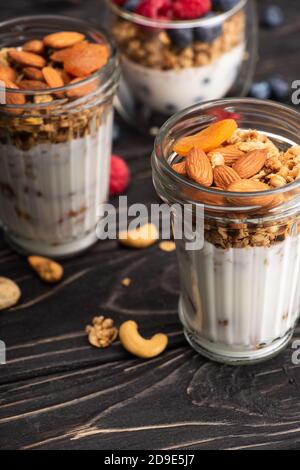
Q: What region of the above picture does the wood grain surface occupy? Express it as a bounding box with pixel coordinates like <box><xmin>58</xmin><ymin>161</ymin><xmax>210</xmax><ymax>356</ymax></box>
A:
<box><xmin>1</xmin><ymin>0</ymin><xmax>300</xmax><ymax>451</ymax></box>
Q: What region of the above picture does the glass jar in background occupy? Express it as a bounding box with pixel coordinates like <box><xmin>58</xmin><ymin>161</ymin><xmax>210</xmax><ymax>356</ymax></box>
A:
<box><xmin>108</xmin><ymin>0</ymin><xmax>257</xmax><ymax>133</ymax></box>
<box><xmin>152</xmin><ymin>99</ymin><xmax>300</xmax><ymax>365</ymax></box>
<box><xmin>0</xmin><ymin>16</ymin><xmax>120</xmax><ymax>258</ymax></box>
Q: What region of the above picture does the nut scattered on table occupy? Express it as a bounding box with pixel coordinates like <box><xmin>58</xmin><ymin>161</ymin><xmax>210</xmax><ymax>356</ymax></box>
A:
<box><xmin>28</xmin><ymin>256</ymin><xmax>64</xmax><ymax>283</ymax></box>
<box><xmin>159</xmin><ymin>241</ymin><xmax>176</xmax><ymax>252</ymax></box>
<box><xmin>121</xmin><ymin>277</ymin><xmax>132</xmax><ymax>287</ymax></box>
<box><xmin>0</xmin><ymin>277</ymin><xmax>21</xmax><ymax>310</ymax></box>
<box><xmin>86</xmin><ymin>316</ymin><xmax>118</xmax><ymax>348</ymax></box>
<box><xmin>119</xmin><ymin>223</ymin><xmax>159</xmax><ymax>249</ymax></box>
<box><xmin>119</xmin><ymin>320</ymin><xmax>168</xmax><ymax>359</ymax></box>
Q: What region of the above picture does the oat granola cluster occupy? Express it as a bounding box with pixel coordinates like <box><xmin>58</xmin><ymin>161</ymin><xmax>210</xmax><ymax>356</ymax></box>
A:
<box><xmin>172</xmin><ymin>119</ymin><xmax>300</xmax><ymax>248</ymax></box>
<box><xmin>112</xmin><ymin>11</ymin><xmax>244</xmax><ymax>70</ymax></box>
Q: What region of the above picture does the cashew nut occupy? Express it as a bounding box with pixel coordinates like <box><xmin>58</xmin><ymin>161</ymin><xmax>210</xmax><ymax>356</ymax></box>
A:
<box><xmin>119</xmin><ymin>320</ymin><xmax>168</xmax><ymax>359</ymax></box>
<box><xmin>119</xmin><ymin>223</ymin><xmax>158</xmax><ymax>249</ymax></box>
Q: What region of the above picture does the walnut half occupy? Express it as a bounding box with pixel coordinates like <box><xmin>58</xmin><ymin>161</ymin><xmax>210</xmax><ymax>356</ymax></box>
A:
<box><xmin>86</xmin><ymin>316</ymin><xmax>118</xmax><ymax>349</ymax></box>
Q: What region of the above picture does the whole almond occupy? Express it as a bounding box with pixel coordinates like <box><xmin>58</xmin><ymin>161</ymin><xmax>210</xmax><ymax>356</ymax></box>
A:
<box><xmin>209</xmin><ymin>144</ymin><xmax>245</xmax><ymax>165</ymax></box>
<box><xmin>0</xmin><ymin>65</ymin><xmax>16</xmax><ymax>82</ymax></box>
<box><xmin>8</xmin><ymin>49</ymin><xmax>46</xmax><ymax>68</ymax></box>
<box><xmin>19</xmin><ymin>79</ymin><xmax>48</xmax><ymax>90</ymax></box>
<box><xmin>23</xmin><ymin>66</ymin><xmax>44</xmax><ymax>80</ymax></box>
<box><xmin>43</xmin><ymin>31</ymin><xmax>85</xmax><ymax>49</ymax></box>
<box><xmin>2</xmin><ymin>80</ymin><xmax>26</xmax><ymax>105</ymax></box>
<box><xmin>42</xmin><ymin>66</ymin><xmax>64</xmax><ymax>89</ymax></box>
<box><xmin>64</xmin><ymin>42</ymin><xmax>109</xmax><ymax>77</ymax></box>
<box><xmin>67</xmin><ymin>77</ymin><xmax>97</xmax><ymax>98</ymax></box>
<box><xmin>233</xmin><ymin>149</ymin><xmax>268</xmax><ymax>179</ymax></box>
<box><xmin>23</xmin><ymin>40</ymin><xmax>45</xmax><ymax>55</ymax></box>
<box><xmin>227</xmin><ymin>179</ymin><xmax>273</xmax><ymax>207</ymax></box>
<box><xmin>213</xmin><ymin>165</ymin><xmax>241</xmax><ymax>190</ymax></box>
<box><xmin>186</xmin><ymin>147</ymin><xmax>213</xmax><ymax>187</ymax></box>
<box><xmin>172</xmin><ymin>161</ymin><xmax>186</xmax><ymax>176</ymax></box>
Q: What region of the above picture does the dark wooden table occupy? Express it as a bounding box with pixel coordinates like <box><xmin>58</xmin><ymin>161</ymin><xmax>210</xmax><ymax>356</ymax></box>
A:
<box><xmin>1</xmin><ymin>0</ymin><xmax>300</xmax><ymax>451</ymax></box>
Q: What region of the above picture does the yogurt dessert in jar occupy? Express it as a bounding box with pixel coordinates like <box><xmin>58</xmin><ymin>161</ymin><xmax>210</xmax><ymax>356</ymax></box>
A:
<box><xmin>0</xmin><ymin>16</ymin><xmax>119</xmax><ymax>258</ymax></box>
<box><xmin>152</xmin><ymin>99</ymin><xmax>300</xmax><ymax>364</ymax></box>
<box><xmin>108</xmin><ymin>0</ymin><xmax>252</xmax><ymax>116</ymax></box>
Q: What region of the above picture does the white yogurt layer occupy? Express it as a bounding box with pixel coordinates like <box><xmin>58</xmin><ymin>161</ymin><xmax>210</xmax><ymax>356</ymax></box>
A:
<box><xmin>121</xmin><ymin>43</ymin><xmax>245</xmax><ymax>115</ymax></box>
<box><xmin>177</xmin><ymin>236</ymin><xmax>300</xmax><ymax>353</ymax></box>
<box><xmin>0</xmin><ymin>109</ymin><xmax>113</xmax><ymax>256</ymax></box>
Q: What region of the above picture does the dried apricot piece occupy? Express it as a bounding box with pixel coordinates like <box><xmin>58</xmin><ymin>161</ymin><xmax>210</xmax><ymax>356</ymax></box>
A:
<box><xmin>174</xmin><ymin>119</ymin><xmax>238</xmax><ymax>156</ymax></box>
<box><xmin>50</xmin><ymin>47</ymin><xmax>72</xmax><ymax>63</ymax></box>
<box><xmin>64</xmin><ymin>42</ymin><xmax>109</xmax><ymax>77</ymax></box>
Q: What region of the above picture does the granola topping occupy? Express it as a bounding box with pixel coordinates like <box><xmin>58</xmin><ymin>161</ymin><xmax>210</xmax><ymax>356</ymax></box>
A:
<box><xmin>112</xmin><ymin>11</ymin><xmax>245</xmax><ymax>71</ymax></box>
<box><xmin>172</xmin><ymin>120</ymin><xmax>300</xmax><ymax>249</ymax></box>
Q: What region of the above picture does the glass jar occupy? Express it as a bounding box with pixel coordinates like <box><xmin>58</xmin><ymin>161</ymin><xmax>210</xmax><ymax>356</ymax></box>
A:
<box><xmin>108</xmin><ymin>0</ymin><xmax>257</xmax><ymax>133</ymax></box>
<box><xmin>0</xmin><ymin>15</ymin><xmax>120</xmax><ymax>258</ymax></box>
<box><xmin>152</xmin><ymin>99</ymin><xmax>300</xmax><ymax>365</ymax></box>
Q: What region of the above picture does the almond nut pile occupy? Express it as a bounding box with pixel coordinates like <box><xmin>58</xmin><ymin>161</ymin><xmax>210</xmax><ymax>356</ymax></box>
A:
<box><xmin>172</xmin><ymin>119</ymin><xmax>300</xmax><ymax>208</ymax></box>
<box><xmin>172</xmin><ymin>119</ymin><xmax>300</xmax><ymax>249</ymax></box>
<box><xmin>0</xmin><ymin>31</ymin><xmax>110</xmax><ymax>104</ymax></box>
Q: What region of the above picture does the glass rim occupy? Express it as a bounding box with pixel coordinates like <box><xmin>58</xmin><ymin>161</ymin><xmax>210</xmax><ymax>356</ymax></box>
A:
<box><xmin>154</xmin><ymin>98</ymin><xmax>300</xmax><ymax>200</ymax></box>
<box><xmin>106</xmin><ymin>0</ymin><xmax>247</xmax><ymax>29</ymax></box>
<box><xmin>0</xmin><ymin>14</ymin><xmax>119</xmax><ymax>104</ymax></box>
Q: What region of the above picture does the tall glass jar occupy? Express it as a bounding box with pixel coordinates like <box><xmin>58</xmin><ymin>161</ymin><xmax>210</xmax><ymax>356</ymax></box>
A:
<box><xmin>0</xmin><ymin>15</ymin><xmax>120</xmax><ymax>258</ymax></box>
<box><xmin>108</xmin><ymin>0</ymin><xmax>257</xmax><ymax>133</ymax></box>
<box><xmin>152</xmin><ymin>99</ymin><xmax>300</xmax><ymax>365</ymax></box>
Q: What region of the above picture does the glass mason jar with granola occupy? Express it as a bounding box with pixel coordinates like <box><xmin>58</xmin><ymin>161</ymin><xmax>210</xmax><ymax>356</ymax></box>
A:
<box><xmin>0</xmin><ymin>16</ymin><xmax>120</xmax><ymax>258</ymax></box>
<box><xmin>108</xmin><ymin>0</ymin><xmax>257</xmax><ymax>130</ymax></box>
<box><xmin>152</xmin><ymin>99</ymin><xmax>300</xmax><ymax>365</ymax></box>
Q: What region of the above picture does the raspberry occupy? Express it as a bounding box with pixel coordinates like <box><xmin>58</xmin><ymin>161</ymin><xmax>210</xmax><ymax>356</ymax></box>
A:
<box><xmin>135</xmin><ymin>0</ymin><xmax>173</xmax><ymax>20</ymax></box>
<box><xmin>209</xmin><ymin>109</ymin><xmax>241</xmax><ymax>121</ymax></box>
<box><xmin>109</xmin><ymin>155</ymin><xmax>131</xmax><ymax>196</ymax></box>
<box><xmin>173</xmin><ymin>0</ymin><xmax>212</xmax><ymax>19</ymax></box>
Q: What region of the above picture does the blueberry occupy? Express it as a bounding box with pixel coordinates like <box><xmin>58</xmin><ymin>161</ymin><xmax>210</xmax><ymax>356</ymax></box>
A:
<box><xmin>262</xmin><ymin>5</ymin><xmax>284</xmax><ymax>28</ymax></box>
<box><xmin>194</xmin><ymin>24</ymin><xmax>222</xmax><ymax>42</ymax></box>
<box><xmin>212</xmin><ymin>0</ymin><xmax>240</xmax><ymax>12</ymax></box>
<box><xmin>168</xmin><ymin>28</ymin><xmax>194</xmax><ymax>48</ymax></box>
<box><xmin>269</xmin><ymin>76</ymin><xmax>289</xmax><ymax>101</ymax></box>
<box><xmin>113</xmin><ymin>121</ymin><xmax>121</xmax><ymax>142</ymax></box>
<box><xmin>123</xmin><ymin>0</ymin><xmax>140</xmax><ymax>11</ymax></box>
<box><xmin>249</xmin><ymin>81</ymin><xmax>271</xmax><ymax>100</ymax></box>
